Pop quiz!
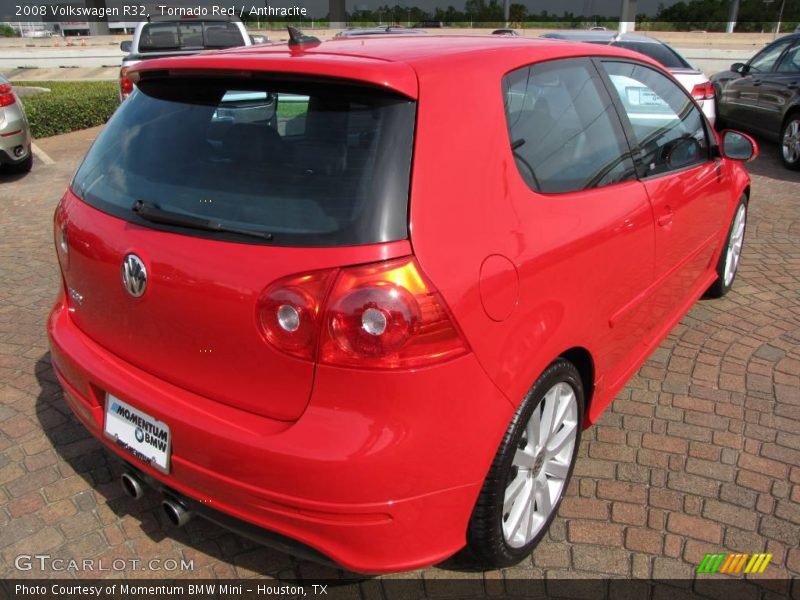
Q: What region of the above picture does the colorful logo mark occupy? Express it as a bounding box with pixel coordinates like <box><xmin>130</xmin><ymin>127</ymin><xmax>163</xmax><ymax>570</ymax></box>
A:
<box><xmin>696</xmin><ymin>553</ymin><xmax>772</xmax><ymax>575</ymax></box>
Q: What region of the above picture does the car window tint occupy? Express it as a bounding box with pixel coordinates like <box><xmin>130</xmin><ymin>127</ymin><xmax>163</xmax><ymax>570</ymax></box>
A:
<box><xmin>71</xmin><ymin>79</ymin><xmax>416</xmax><ymax>246</ymax></box>
<box><xmin>748</xmin><ymin>37</ymin><xmax>794</xmax><ymax>73</ymax></box>
<box><xmin>502</xmin><ymin>58</ymin><xmax>636</xmax><ymax>194</ymax></box>
<box><xmin>138</xmin><ymin>21</ymin><xmax>243</xmax><ymax>52</ymax></box>
<box><xmin>776</xmin><ymin>44</ymin><xmax>800</xmax><ymax>73</ymax></box>
<box><xmin>602</xmin><ymin>61</ymin><xmax>710</xmax><ymax>178</ymax></box>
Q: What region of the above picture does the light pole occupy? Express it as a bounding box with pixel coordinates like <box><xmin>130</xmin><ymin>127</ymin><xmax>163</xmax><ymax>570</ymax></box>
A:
<box><xmin>775</xmin><ymin>0</ymin><xmax>786</xmax><ymax>36</ymax></box>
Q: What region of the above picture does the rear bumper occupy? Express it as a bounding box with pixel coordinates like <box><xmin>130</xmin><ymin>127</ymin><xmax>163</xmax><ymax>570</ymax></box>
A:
<box><xmin>47</xmin><ymin>297</ymin><xmax>513</xmax><ymax>573</ymax></box>
<box><xmin>0</xmin><ymin>133</ymin><xmax>30</xmax><ymax>165</ymax></box>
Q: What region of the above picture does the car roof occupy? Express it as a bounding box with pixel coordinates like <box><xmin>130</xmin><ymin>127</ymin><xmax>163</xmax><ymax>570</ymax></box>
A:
<box><xmin>130</xmin><ymin>35</ymin><xmax>663</xmax><ymax>99</ymax></box>
<box><xmin>541</xmin><ymin>31</ymin><xmax>660</xmax><ymax>43</ymax></box>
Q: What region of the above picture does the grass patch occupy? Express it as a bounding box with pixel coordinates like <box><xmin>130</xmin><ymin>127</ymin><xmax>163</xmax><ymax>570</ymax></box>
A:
<box><xmin>15</xmin><ymin>80</ymin><xmax>119</xmax><ymax>139</ymax></box>
<box><xmin>277</xmin><ymin>101</ymin><xmax>308</xmax><ymax>120</ymax></box>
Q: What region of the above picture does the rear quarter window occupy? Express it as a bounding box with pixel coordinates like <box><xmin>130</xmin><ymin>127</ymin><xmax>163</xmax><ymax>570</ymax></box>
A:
<box><xmin>71</xmin><ymin>77</ymin><xmax>416</xmax><ymax>246</ymax></box>
<box><xmin>502</xmin><ymin>57</ymin><xmax>636</xmax><ymax>194</ymax></box>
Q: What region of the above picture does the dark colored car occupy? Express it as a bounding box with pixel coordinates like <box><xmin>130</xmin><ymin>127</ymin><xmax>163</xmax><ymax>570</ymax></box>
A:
<box><xmin>712</xmin><ymin>33</ymin><xmax>800</xmax><ymax>169</ymax></box>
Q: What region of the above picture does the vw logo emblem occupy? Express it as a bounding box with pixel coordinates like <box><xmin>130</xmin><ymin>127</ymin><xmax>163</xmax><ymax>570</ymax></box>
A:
<box><xmin>122</xmin><ymin>254</ymin><xmax>147</xmax><ymax>298</ymax></box>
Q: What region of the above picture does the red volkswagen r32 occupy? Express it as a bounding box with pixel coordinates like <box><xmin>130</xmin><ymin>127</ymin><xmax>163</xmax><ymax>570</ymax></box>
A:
<box><xmin>48</xmin><ymin>34</ymin><xmax>757</xmax><ymax>573</ymax></box>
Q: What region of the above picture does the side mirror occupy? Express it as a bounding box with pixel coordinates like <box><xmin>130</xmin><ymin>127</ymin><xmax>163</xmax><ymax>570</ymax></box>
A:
<box><xmin>120</xmin><ymin>40</ymin><xmax>132</xmax><ymax>53</ymax></box>
<box><xmin>249</xmin><ymin>34</ymin><xmax>268</xmax><ymax>44</ymax></box>
<box><xmin>731</xmin><ymin>62</ymin><xmax>748</xmax><ymax>74</ymax></box>
<box><xmin>666</xmin><ymin>136</ymin><xmax>702</xmax><ymax>170</ymax></box>
<box><xmin>721</xmin><ymin>130</ymin><xmax>758</xmax><ymax>161</ymax></box>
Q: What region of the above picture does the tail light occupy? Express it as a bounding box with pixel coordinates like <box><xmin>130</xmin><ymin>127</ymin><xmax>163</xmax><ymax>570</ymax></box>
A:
<box><xmin>256</xmin><ymin>270</ymin><xmax>333</xmax><ymax>361</ymax></box>
<box><xmin>691</xmin><ymin>81</ymin><xmax>715</xmax><ymax>101</ymax></box>
<box><xmin>119</xmin><ymin>67</ymin><xmax>134</xmax><ymax>99</ymax></box>
<box><xmin>53</xmin><ymin>201</ymin><xmax>69</xmax><ymax>271</ymax></box>
<box><xmin>0</xmin><ymin>83</ymin><xmax>16</xmax><ymax>107</ymax></box>
<box><xmin>256</xmin><ymin>257</ymin><xmax>469</xmax><ymax>369</ymax></box>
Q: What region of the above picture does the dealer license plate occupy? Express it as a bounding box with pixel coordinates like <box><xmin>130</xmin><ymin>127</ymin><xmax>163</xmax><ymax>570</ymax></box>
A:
<box><xmin>104</xmin><ymin>394</ymin><xmax>171</xmax><ymax>473</ymax></box>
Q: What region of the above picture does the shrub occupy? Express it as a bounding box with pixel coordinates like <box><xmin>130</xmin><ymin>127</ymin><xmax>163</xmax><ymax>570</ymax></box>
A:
<box><xmin>16</xmin><ymin>80</ymin><xmax>119</xmax><ymax>138</ymax></box>
<box><xmin>0</xmin><ymin>24</ymin><xmax>18</xmax><ymax>37</ymax></box>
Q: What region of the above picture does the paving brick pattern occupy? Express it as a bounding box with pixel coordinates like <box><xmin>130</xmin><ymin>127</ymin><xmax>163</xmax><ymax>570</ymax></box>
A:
<box><xmin>0</xmin><ymin>128</ymin><xmax>798</xmax><ymax>589</ymax></box>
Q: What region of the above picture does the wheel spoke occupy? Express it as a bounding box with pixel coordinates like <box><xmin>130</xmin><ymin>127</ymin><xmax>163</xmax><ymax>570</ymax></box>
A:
<box><xmin>513</xmin><ymin>447</ymin><xmax>535</xmax><ymax>469</ymax></box>
<box><xmin>547</xmin><ymin>420</ymin><xmax>577</xmax><ymax>456</ymax></box>
<box><xmin>539</xmin><ymin>386</ymin><xmax>559</xmax><ymax>443</ymax></box>
<box><xmin>543</xmin><ymin>458</ymin><xmax>570</xmax><ymax>481</ymax></box>
<box><xmin>504</xmin><ymin>471</ymin><xmax>527</xmax><ymax>513</ymax></box>
<box><xmin>526</xmin><ymin>405</ymin><xmax>541</xmax><ymax>451</ymax></box>
<box><xmin>534</xmin><ymin>473</ymin><xmax>553</xmax><ymax>517</ymax></box>
<box><xmin>506</xmin><ymin>478</ymin><xmax>532</xmax><ymax>540</ymax></box>
<box><xmin>525</xmin><ymin>498</ymin><xmax>541</xmax><ymax>540</ymax></box>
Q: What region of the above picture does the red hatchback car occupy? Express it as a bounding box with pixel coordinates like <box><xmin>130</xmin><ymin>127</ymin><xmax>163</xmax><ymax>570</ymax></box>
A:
<box><xmin>48</xmin><ymin>35</ymin><xmax>756</xmax><ymax>573</ymax></box>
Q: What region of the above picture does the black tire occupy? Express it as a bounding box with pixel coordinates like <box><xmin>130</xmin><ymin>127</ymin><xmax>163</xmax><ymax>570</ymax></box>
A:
<box><xmin>465</xmin><ymin>358</ymin><xmax>584</xmax><ymax>568</ymax></box>
<box><xmin>706</xmin><ymin>195</ymin><xmax>747</xmax><ymax>299</ymax></box>
<box><xmin>779</xmin><ymin>113</ymin><xmax>800</xmax><ymax>171</ymax></box>
<box><xmin>3</xmin><ymin>146</ymin><xmax>33</xmax><ymax>174</ymax></box>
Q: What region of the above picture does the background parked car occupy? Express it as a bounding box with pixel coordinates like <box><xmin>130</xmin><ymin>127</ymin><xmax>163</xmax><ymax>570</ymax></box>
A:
<box><xmin>0</xmin><ymin>75</ymin><xmax>32</xmax><ymax>174</ymax></box>
<box><xmin>118</xmin><ymin>16</ymin><xmax>252</xmax><ymax>101</ymax></box>
<box><xmin>334</xmin><ymin>26</ymin><xmax>426</xmax><ymax>37</ymax></box>
<box><xmin>711</xmin><ymin>33</ymin><xmax>800</xmax><ymax>170</ymax></box>
<box><xmin>541</xmin><ymin>31</ymin><xmax>716</xmax><ymax>124</ymax></box>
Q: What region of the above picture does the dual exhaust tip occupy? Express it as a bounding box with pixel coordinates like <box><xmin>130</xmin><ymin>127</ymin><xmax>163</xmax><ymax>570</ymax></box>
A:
<box><xmin>120</xmin><ymin>471</ymin><xmax>192</xmax><ymax>528</ymax></box>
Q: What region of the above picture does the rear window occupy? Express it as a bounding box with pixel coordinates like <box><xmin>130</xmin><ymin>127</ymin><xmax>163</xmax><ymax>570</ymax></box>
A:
<box><xmin>71</xmin><ymin>76</ymin><xmax>416</xmax><ymax>246</ymax></box>
<box><xmin>138</xmin><ymin>22</ymin><xmax>244</xmax><ymax>52</ymax></box>
<box><xmin>610</xmin><ymin>41</ymin><xmax>692</xmax><ymax>69</ymax></box>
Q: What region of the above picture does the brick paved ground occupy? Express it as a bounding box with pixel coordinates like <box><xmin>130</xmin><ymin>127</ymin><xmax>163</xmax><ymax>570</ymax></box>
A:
<box><xmin>1</xmin><ymin>128</ymin><xmax>798</xmax><ymax>591</ymax></box>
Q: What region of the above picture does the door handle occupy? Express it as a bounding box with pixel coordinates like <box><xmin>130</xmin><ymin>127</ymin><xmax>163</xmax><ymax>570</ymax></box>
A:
<box><xmin>657</xmin><ymin>210</ymin><xmax>674</xmax><ymax>227</ymax></box>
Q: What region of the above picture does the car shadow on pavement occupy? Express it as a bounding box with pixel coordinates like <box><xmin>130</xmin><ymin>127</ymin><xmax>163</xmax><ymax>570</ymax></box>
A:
<box><xmin>33</xmin><ymin>351</ymin><xmax>366</xmax><ymax>581</ymax></box>
<box><xmin>742</xmin><ymin>138</ymin><xmax>800</xmax><ymax>183</ymax></box>
<box><xmin>0</xmin><ymin>171</ymin><xmax>31</xmax><ymax>184</ymax></box>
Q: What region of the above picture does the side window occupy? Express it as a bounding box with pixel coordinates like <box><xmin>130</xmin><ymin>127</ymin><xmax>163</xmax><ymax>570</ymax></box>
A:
<box><xmin>502</xmin><ymin>58</ymin><xmax>636</xmax><ymax>194</ymax></box>
<box><xmin>776</xmin><ymin>44</ymin><xmax>800</xmax><ymax>74</ymax></box>
<box><xmin>748</xmin><ymin>38</ymin><xmax>794</xmax><ymax>73</ymax></box>
<box><xmin>602</xmin><ymin>61</ymin><xmax>710</xmax><ymax>178</ymax></box>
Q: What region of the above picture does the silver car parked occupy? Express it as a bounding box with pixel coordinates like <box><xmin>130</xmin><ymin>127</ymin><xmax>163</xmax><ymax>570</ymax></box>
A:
<box><xmin>0</xmin><ymin>75</ymin><xmax>33</xmax><ymax>174</ymax></box>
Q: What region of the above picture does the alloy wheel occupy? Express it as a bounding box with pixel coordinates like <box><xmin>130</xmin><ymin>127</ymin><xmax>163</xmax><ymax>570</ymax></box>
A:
<box><xmin>724</xmin><ymin>203</ymin><xmax>747</xmax><ymax>287</ymax></box>
<box><xmin>502</xmin><ymin>381</ymin><xmax>579</xmax><ymax>548</ymax></box>
<box><xmin>783</xmin><ymin>118</ymin><xmax>800</xmax><ymax>165</ymax></box>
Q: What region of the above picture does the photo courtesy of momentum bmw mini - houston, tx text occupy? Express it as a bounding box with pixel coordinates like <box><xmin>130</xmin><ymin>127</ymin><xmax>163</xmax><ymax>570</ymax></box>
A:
<box><xmin>45</xmin><ymin>28</ymin><xmax>762</xmax><ymax>573</ymax></box>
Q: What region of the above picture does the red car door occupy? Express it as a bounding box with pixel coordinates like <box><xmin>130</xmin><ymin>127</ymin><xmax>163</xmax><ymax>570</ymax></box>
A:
<box><xmin>600</xmin><ymin>60</ymin><xmax>730</xmax><ymax>324</ymax></box>
<box><xmin>453</xmin><ymin>57</ymin><xmax>658</xmax><ymax>405</ymax></box>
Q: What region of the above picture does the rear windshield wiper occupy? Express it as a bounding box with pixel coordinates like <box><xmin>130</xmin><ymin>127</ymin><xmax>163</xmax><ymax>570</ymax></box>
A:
<box><xmin>132</xmin><ymin>200</ymin><xmax>273</xmax><ymax>241</ymax></box>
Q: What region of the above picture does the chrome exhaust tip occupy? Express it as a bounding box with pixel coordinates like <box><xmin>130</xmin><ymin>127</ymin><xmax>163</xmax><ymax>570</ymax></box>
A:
<box><xmin>162</xmin><ymin>497</ymin><xmax>192</xmax><ymax>527</ymax></box>
<box><xmin>120</xmin><ymin>471</ymin><xmax>145</xmax><ymax>500</ymax></box>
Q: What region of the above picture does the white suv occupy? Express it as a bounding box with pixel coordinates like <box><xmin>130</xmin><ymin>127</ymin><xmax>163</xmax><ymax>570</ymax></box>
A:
<box><xmin>119</xmin><ymin>17</ymin><xmax>253</xmax><ymax>100</ymax></box>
